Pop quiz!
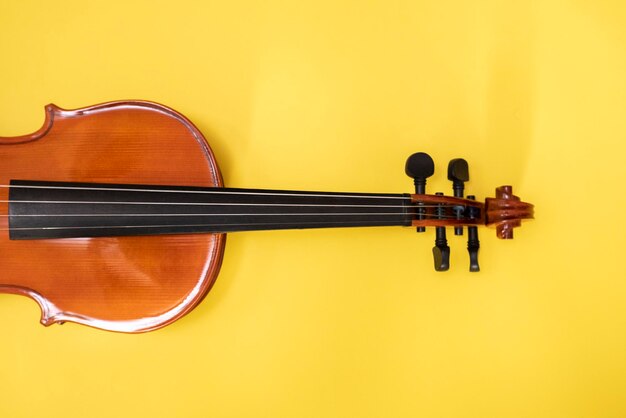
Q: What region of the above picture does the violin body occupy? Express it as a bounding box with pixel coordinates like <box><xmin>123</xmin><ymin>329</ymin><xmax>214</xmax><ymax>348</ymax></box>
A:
<box><xmin>0</xmin><ymin>101</ymin><xmax>533</xmax><ymax>333</ymax></box>
<box><xmin>0</xmin><ymin>101</ymin><xmax>226</xmax><ymax>332</ymax></box>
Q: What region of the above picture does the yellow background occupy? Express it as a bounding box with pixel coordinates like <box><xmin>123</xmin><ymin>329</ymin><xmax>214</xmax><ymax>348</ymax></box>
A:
<box><xmin>1</xmin><ymin>1</ymin><xmax>625</xmax><ymax>417</ymax></box>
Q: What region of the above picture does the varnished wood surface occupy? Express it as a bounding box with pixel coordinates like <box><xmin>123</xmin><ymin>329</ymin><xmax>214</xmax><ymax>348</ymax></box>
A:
<box><xmin>0</xmin><ymin>101</ymin><xmax>225</xmax><ymax>332</ymax></box>
<box><xmin>410</xmin><ymin>188</ymin><xmax>534</xmax><ymax>237</ymax></box>
<box><xmin>485</xmin><ymin>186</ymin><xmax>534</xmax><ymax>239</ymax></box>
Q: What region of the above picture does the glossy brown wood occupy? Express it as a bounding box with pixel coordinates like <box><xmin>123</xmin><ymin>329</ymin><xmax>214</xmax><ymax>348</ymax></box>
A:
<box><xmin>0</xmin><ymin>101</ymin><xmax>225</xmax><ymax>332</ymax></box>
<box><xmin>410</xmin><ymin>187</ymin><xmax>534</xmax><ymax>237</ymax></box>
<box><xmin>410</xmin><ymin>194</ymin><xmax>485</xmax><ymax>228</ymax></box>
<box><xmin>485</xmin><ymin>186</ymin><xmax>535</xmax><ymax>239</ymax></box>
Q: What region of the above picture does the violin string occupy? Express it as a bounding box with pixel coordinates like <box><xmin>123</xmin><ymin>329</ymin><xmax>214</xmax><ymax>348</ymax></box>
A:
<box><xmin>0</xmin><ymin>212</ymin><xmax>460</xmax><ymax>219</ymax></box>
<box><xmin>0</xmin><ymin>184</ymin><xmax>408</xmax><ymax>200</ymax></box>
<box><xmin>0</xmin><ymin>184</ymin><xmax>481</xmax><ymax>204</ymax></box>
<box><xmin>0</xmin><ymin>219</ymin><xmax>447</xmax><ymax>232</ymax></box>
<box><xmin>0</xmin><ymin>200</ymin><xmax>465</xmax><ymax>209</ymax></box>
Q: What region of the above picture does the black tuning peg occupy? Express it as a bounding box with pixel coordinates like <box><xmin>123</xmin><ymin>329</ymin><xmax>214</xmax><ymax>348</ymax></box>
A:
<box><xmin>432</xmin><ymin>192</ymin><xmax>450</xmax><ymax>271</ymax></box>
<box><xmin>448</xmin><ymin>158</ymin><xmax>469</xmax><ymax>195</ymax></box>
<box><xmin>448</xmin><ymin>158</ymin><xmax>469</xmax><ymax>236</ymax></box>
<box><xmin>405</xmin><ymin>152</ymin><xmax>434</xmax><ymax>233</ymax></box>
<box><xmin>466</xmin><ymin>195</ymin><xmax>480</xmax><ymax>272</ymax></box>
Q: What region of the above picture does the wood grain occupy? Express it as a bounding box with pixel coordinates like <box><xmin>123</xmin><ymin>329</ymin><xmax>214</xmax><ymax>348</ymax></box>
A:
<box><xmin>0</xmin><ymin>101</ymin><xmax>225</xmax><ymax>332</ymax></box>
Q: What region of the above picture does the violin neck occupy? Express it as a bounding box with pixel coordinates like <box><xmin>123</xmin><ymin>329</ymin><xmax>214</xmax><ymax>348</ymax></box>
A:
<box><xmin>8</xmin><ymin>180</ymin><xmax>413</xmax><ymax>240</ymax></box>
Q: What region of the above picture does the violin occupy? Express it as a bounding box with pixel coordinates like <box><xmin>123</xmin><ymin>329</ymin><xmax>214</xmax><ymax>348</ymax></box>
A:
<box><xmin>0</xmin><ymin>101</ymin><xmax>533</xmax><ymax>332</ymax></box>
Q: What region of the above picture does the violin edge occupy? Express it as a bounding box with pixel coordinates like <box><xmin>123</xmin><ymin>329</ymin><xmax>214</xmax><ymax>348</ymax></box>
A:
<box><xmin>0</xmin><ymin>100</ymin><xmax>220</xmax><ymax>148</ymax></box>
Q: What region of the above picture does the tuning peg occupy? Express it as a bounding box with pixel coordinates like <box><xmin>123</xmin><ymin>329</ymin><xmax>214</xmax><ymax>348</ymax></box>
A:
<box><xmin>466</xmin><ymin>195</ymin><xmax>480</xmax><ymax>272</ymax></box>
<box><xmin>448</xmin><ymin>158</ymin><xmax>469</xmax><ymax>195</ymax></box>
<box><xmin>405</xmin><ymin>152</ymin><xmax>434</xmax><ymax>232</ymax></box>
<box><xmin>433</xmin><ymin>243</ymin><xmax>450</xmax><ymax>271</ymax></box>
<box><xmin>448</xmin><ymin>158</ymin><xmax>469</xmax><ymax>236</ymax></box>
<box><xmin>432</xmin><ymin>192</ymin><xmax>450</xmax><ymax>271</ymax></box>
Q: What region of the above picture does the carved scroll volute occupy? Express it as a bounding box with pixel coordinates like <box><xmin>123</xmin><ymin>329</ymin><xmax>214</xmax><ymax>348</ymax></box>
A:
<box><xmin>484</xmin><ymin>186</ymin><xmax>534</xmax><ymax>239</ymax></box>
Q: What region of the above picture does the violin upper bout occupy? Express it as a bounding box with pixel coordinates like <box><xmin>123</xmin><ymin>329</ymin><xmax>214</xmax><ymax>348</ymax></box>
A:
<box><xmin>485</xmin><ymin>186</ymin><xmax>534</xmax><ymax>239</ymax></box>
